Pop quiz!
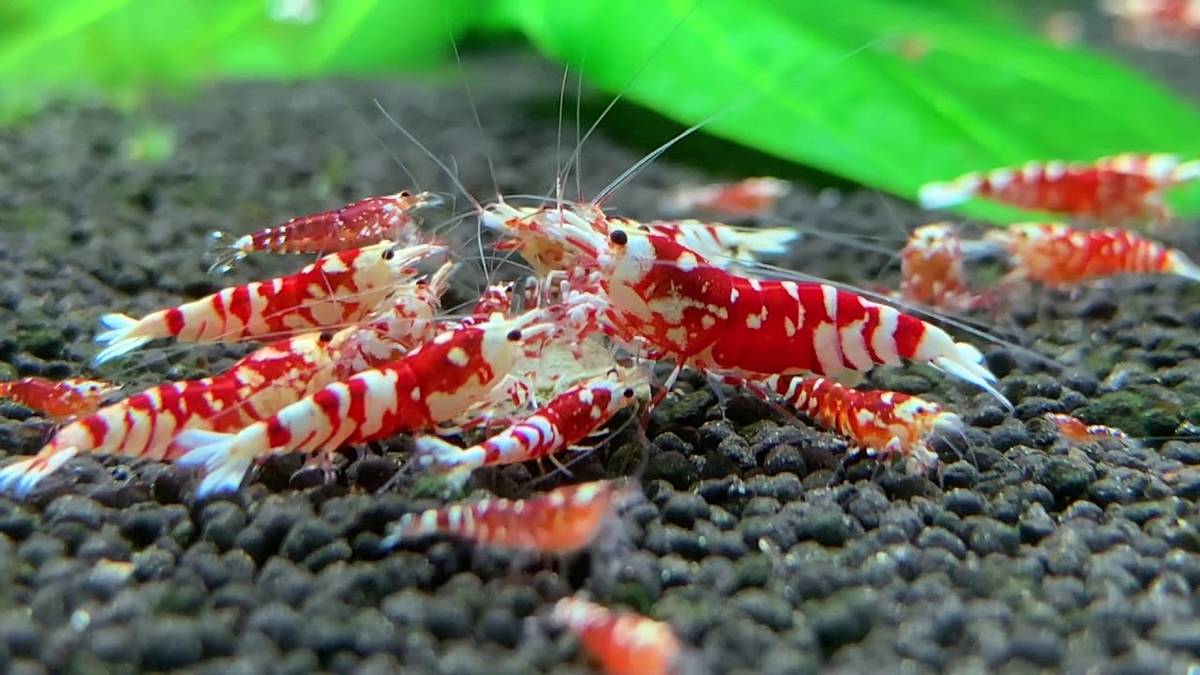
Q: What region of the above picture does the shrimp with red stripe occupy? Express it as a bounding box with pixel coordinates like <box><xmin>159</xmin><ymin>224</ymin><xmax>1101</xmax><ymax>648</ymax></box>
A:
<box><xmin>0</xmin><ymin>330</ymin><xmax>351</xmax><ymax>496</ymax></box>
<box><xmin>412</xmin><ymin>369</ymin><xmax>641</xmax><ymax>478</ymax></box>
<box><xmin>1045</xmin><ymin>412</ymin><xmax>1131</xmax><ymax>445</ymax></box>
<box><xmin>496</xmin><ymin>204</ymin><xmax>1007</xmax><ymax>406</ymax></box>
<box><xmin>899</xmin><ymin>223</ymin><xmax>981</xmax><ymax>312</ymax></box>
<box><xmin>379</xmin><ymin>479</ymin><xmax>634</xmax><ymax>555</ymax></box>
<box><xmin>737</xmin><ymin>374</ymin><xmax>962</xmax><ymax>474</ymax></box>
<box><xmin>92</xmin><ymin>241</ymin><xmax>444</xmax><ymax>365</ymax></box>
<box><xmin>168</xmin><ymin>309</ymin><xmax>555</xmax><ymax>496</ymax></box>
<box><xmin>0</xmin><ymin>377</ymin><xmax>120</xmax><ymax>421</ymax></box>
<box><xmin>984</xmin><ymin>222</ymin><xmax>1200</xmax><ymax>287</ymax></box>
<box><xmin>919</xmin><ymin>153</ymin><xmax>1200</xmax><ymax>223</ymax></box>
<box><xmin>660</xmin><ymin>176</ymin><xmax>792</xmax><ymax>219</ymax></box>
<box><xmin>551</xmin><ymin>597</ymin><xmax>693</xmax><ymax>675</ymax></box>
<box><xmin>206</xmin><ymin>190</ymin><xmax>443</xmax><ymax>274</ymax></box>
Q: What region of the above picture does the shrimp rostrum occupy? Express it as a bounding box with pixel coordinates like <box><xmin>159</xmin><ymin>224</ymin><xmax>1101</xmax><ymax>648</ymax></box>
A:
<box><xmin>493</xmin><ymin>202</ymin><xmax>1010</xmax><ymax>407</ymax></box>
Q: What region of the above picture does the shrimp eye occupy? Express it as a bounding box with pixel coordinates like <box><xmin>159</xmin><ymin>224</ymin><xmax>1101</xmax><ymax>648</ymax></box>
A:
<box><xmin>382</xmin><ymin>249</ymin><xmax>396</xmax><ymax>260</ymax></box>
<box><xmin>319</xmin><ymin>331</ymin><xmax>334</xmax><ymax>343</ymax></box>
<box><xmin>609</xmin><ymin>229</ymin><xmax>628</xmax><ymax>246</ymax></box>
<box><xmin>398</xmin><ymin>190</ymin><xmax>411</xmax><ymax>198</ymax></box>
<box><xmin>506</xmin><ymin>329</ymin><xmax>522</xmax><ymax>341</ymax></box>
<box><xmin>623</xmin><ymin>388</ymin><xmax>635</xmax><ymax>398</ymax></box>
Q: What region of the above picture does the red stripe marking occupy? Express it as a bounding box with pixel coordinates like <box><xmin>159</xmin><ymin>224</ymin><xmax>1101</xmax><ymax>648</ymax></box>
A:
<box><xmin>165</xmin><ymin>308</ymin><xmax>186</xmax><ymax>336</ymax></box>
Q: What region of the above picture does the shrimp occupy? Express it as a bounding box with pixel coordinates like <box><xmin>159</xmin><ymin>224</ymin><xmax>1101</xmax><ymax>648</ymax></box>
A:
<box><xmin>899</xmin><ymin>223</ymin><xmax>980</xmax><ymax>312</ymax></box>
<box><xmin>502</xmin><ymin>207</ymin><xmax>1006</xmax><ymax>405</ymax></box>
<box><xmin>379</xmin><ymin>480</ymin><xmax>632</xmax><ymax>555</ymax></box>
<box><xmin>412</xmin><ymin>370</ymin><xmax>640</xmax><ymax>476</ymax></box>
<box><xmin>484</xmin><ymin>202</ymin><xmax>797</xmax><ymax>276</ymax></box>
<box><xmin>92</xmin><ymin>241</ymin><xmax>444</xmax><ymax>364</ymax></box>
<box><xmin>0</xmin><ymin>377</ymin><xmax>120</xmax><ymax>421</ymax></box>
<box><xmin>168</xmin><ymin>310</ymin><xmax>555</xmax><ymax>497</ymax></box>
<box><xmin>984</xmin><ymin>222</ymin><xmax>1200</xmax><ymax>287</ymax></box>
<box><xmin>0</xmin><ymin>330</ymin><xmax>350</xmax><ymax>496</ymax></box>
<box><xmin>1045</xmin><ymin>412</ymin><xmax>1131</xmax><ymax>445</ymax></box>
<box><xmin>1102</xmin><ymin>0</ymin><xmax>1200</xmax><ymax>49</ymax></box>
<box><xmin>206</xmin><ymin>191</ymin><xmax>444</xmax><ymax>273</ymax></box>
<box><xmin>551</xmin><ymin>597</ymin><xmax>688</xmax><ymax>675</ymax></box>
<box><xmin>918</xmin><ymin>153</ymin><xmax>1200</xmax><ymax>223</ymax></box>
<box><xmin>738</xmin><ymin>374</ymin><xmax>961</xmax><ymax>474</ymax></box>
<box><xmin>660</xmin><ymin>176</ymin><xmax>792</xmax><ymax>218</ymax></box>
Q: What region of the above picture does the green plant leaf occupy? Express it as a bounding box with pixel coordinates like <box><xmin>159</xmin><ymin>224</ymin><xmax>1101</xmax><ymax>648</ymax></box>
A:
<box><xmin>494</xmin><ymin>0</ymin><xmax>1200</xmax><ymax>221</ymax></box>
<box><xmin>0</xmin><ymin>0</ymin><xmax>482</xmax><ymax>123</ymax></box>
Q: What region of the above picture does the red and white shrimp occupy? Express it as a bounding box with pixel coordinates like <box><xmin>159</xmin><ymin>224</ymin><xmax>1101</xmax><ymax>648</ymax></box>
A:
<box><xmin>483</xmin><ymin>202</ymin><xmax>796</xmax><ymax>276</ymax></box>
<box><xmin>168</xmin><ymin>309</ymin><xmax>555</xmax><ymax>496</ymax></box>
<box><xmin>412</xmin><ymin>370</ymin><xmax>640</xmax><ymax>476</ymax></box>
<box><xmin>379</xmin><ymin>480</ymin><xmax>633</xmax><ymax>555</ymax></box>
<box><xmin>919</xmin><ymin>153</ymin><xmax>1200</xmax><ymax>223</ymax></box>
<box><xmin>0</xmin><ymin>330</ymin><xmax>350</xmax><ymax>496</ymax></box>
<box><xmin>899</xmin><ymin>223</ymin><xmax>981</xmax><ymax>312</ymax></box>
<box><xmin>660</xmin><ymin>176</ymin><xmax>792</xmax><ymax>218</ymax></box>
<box><xmin>93</xmin><ymin>241</ymin><xmax>444</xmax><ymax>364</ymax></box>
<box><xmin>984</xmin><ymin>222</ymin><xmax>1200</xmax><ymax>287</ymax></box>
<box><xmin>206</xmin><ymin>191</ymin><xmax>443</xmax><ymax>273</ymax></box>
<box><xmin>502</xmin><ymin>207</ymin><xmax>1005</xmax><ymax>405</ymax></box>
<box><xmin>0</xmin><ymin>377</ymin><xmax>120</xmax><ymax>421</ymax></box>
<box><xmin>739</xmin><ymin>374</ymin><xmax>961</xmax><ymax>474</ymax></box>
<box><xmin>1045</xmin><ymin>412</ymin><xmax>1131</xmax><ymax>445</ymax></box>
<box><xmin>1102</xmin><ymin>0</ymin><xmax>1200</xmax><ymax>49</ymax></box>
<box><xmin>551</xmin><ymin>597</ymin><xmax>689</xmax><ymax>675</ymax></box>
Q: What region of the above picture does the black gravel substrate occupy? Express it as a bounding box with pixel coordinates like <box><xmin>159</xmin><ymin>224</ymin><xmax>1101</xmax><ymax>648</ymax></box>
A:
<box><xmin>3</xmin><ymin>43</ymin><xmax>1200</xmax><ymax>675</ymax></box>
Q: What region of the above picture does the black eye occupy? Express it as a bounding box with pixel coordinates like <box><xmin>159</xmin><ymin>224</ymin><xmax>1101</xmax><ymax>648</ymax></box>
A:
<box><xmin>382</xmin><ymin>249</ymin><xmax>396</xmax><ymax>260</ymax></box>
<box><xmin>506</xmin><ymin>329</ymin><xmax>522</xmax><ymax>341</ymax></box>
<box><xmin>623</xmin><ymin>388</ymin><xmax>635</xmax><ymax>398</ymax></box>
<box><xmin>609</xmin><ymin>230</ymin><xmax>628</xmax><ymax>246</ymax></box>
<box><xmin>399</xmin><ymin>190</ymin><xmax>411</xmax><ymax>198</ymax></box>
<box><xmin>319</xmin><ymin>331</ymin><xmax>334</xmax><ymax>343</ymax></box>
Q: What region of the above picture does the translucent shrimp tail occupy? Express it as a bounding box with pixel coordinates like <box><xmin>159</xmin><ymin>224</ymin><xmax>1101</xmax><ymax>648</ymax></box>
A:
<box><xmin>1170</xmin><ymin>159</ymin><xmax>1200</xmax><ymax>184</ymax></box>
<box><xmin>735</xmin><ymin>226</ymin><xmax>800</xmax><ymax>257</ymax></box>
<box><xmin>917</xmin><ymin>177</ymin><xmax>977</xmax><ymax>210</ymax></box>
<box><xmin>205</xmin><ymin>231</ymin><xmax>253</xmax><ymax>275</ymax></box>
<box><xmin>1167</xmin><ymin>251</ymin><xmax>1200</xmax><ymax>283</ymax></box>
<box><xmin>411</xmin><ymin>435</ymin><xmax>484</xmax><ymax>474</ymax></box>
<box><xmin>92</xmin><ymin>313</ymin><xmax>152</xmax><ymax>366</ymax></box>
<box><xmin>378</xmin><ymin>512</ymin><xmax>435</xmax><ymax>552</ymax></box>
<box><xmin>171</xmin><ymin>429</ymin><xmax>250</xmax><ymax>497</ymax></box>
<box><xmin>0</xmin><ymin>446</ymin><xmax>79</xmax><ymax>497</ymax></box>
<box><xmin>931</xmin><ymin>341</ymin><xmax>1012</xmax><ymax>410</ymax></box>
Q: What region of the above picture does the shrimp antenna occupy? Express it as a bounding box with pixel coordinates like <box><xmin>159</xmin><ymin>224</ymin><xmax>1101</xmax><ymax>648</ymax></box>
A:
<box><xmin>557</xmin><ymin>0</ymin><xmax>700</xmax><ymax>194</ymax></box>
<box><xmin>373</xmin><ymin>100</ymin><xmax>482</xmax><ymax>215</ymax></box>
<box><xmin>593</xmin><ymin>31</ymin><xmax>892</xmax><ymax>207</ymax></box>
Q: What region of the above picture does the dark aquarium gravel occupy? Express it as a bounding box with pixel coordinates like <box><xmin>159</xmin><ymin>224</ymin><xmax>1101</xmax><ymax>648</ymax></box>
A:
<box><xmin>2</xmin><ymin>43</ymin><xmax>1200</xmax><ymax>675</ymax></box>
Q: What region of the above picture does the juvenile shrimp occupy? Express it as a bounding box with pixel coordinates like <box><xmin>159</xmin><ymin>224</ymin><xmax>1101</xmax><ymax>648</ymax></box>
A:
<box><xmin>92</xmin><ymin>241</ymin><xmax>444</xmax><ymax>364</ymax></box>
<box><xmin>379</xmin><ymin>479</ymin><xmax>633</xmax><ymax>555</ymax></box>
<box><xmin>0</xmin><ymin>330</ymin><xmax>351</xmax><ymax>496</ymax></box>
<box><xmin>738</xmin><ymin>374</ymin><xmax>962</xmax><ymax>474</ymax></box>
<box><xmin>504</xmin><ymin>208</ymin><xmax>1006</xmax><ymax>405</ymax></box>
<box><xmin>551</xmin><ymin>596</ymin><xmax>689</xmax><ymax>675</ymax></box>
<box><xmin>206</xmin><ymin>191</ymin><xmax>444</xmax><ymax>273</ymax></box>
<box><xmin>168</xmin><ymin>309</ymin><xmax>555</xmax><ymax>496</ymax></box>
<box><xmin>919</xmin><ymin>153</ymin><xmax>1200</xmax><ymax>223</ymax></box>
<box><xmin>660</xmin><ymin>176</ymin><xmax>792</xmax><ymax>218</ymax></box>
<box><xmin>0</xmin><ymin>377</ymin><xmax>120</xmax><ymax>421</ymax></box>
<box><xmin>984</xmin><ymin>222</ymin><xmax>1200</xmax><ymax>287</ymax></box>
<box><xmin>412</xmin><ymin>370</ymin><xmax>640</xmax><ymax>476</ymax></box>
<box><xmin>899</xmin><ymin>223</ymin><xmax>981</xmax><ymax>312</ymax></box>
<box><xmin>1102</xmin><ymin>0</ymin><xmax>1200</xmax><ymax>48</ymax></box>
<box><xmin>1045</xmin><ymin>412</ymin><xmax>1131</xmax><ymax>445</ymax></box>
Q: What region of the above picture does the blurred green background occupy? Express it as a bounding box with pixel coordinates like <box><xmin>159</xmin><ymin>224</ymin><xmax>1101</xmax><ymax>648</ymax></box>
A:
<box><xmin>3</xmin><ymin>0</ymin><xmax>1198</xmax><ymax>220</ymax></box>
